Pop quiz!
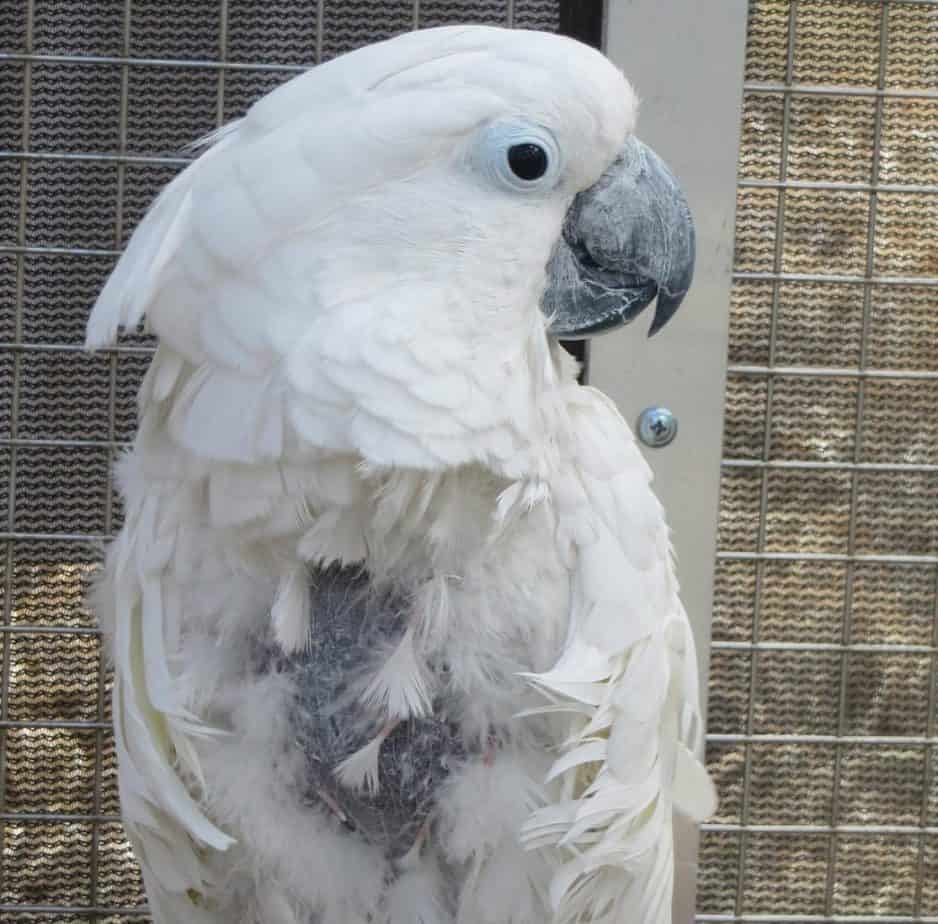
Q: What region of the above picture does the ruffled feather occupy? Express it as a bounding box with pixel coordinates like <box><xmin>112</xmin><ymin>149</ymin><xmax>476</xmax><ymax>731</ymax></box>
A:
<box><xmin>520</xmin><ymin>387</ymin><xmax>716</xmax><ymax>924</ymax></box>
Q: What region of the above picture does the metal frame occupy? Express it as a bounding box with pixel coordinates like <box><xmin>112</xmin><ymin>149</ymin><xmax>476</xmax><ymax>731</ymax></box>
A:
<box><xmin>596</xmin><ymin>1</ymin><xmax>749</xmax><ymax>920</ymax></box>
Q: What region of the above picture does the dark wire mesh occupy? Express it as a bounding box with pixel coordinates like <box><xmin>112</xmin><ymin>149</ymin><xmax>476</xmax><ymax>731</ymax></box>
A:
<box><xmin>0</xmin><ymin>2</ymin><xmax>560</xmax><ymax>920</ymax></box>
<box><xmin>701</xmin><ymin>1</ymin><xmax>938</xmax><ymax>920</ymax></box>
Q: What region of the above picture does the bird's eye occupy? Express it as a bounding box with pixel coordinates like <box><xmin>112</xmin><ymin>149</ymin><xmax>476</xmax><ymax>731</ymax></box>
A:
<box><xmin>507</xmin><ymin>143</ymin><xmax>549</xmax><ymax>181</ymax></box>
<box><xmin>470</xmin><ymin>119</ymin><xmax>562</xmax><ymax>194</ymax></box>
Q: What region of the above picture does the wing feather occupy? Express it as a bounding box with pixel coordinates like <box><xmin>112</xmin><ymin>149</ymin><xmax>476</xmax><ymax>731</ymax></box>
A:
<box><xmin>85</xmin><ymin>133</ymin><xmax>237</xmax><ymax>351</ymax></box>
<box><xmin>522</xmin><ymin>386</ymin><xmax>715</xmax><ymax>924</ymax></box>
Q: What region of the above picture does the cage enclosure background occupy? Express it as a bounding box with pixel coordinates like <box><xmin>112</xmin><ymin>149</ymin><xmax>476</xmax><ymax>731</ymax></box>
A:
<box><xmin>701</xmin><ymin>1</ymin><xmax>938</xmax><ymax>921</ymax></box>
<box><xmin>0</xmin><ymin>3</ymin><xmax>566</xmax><ymax>921</ymax></box>
<box><xmin>1</xmin><ymin>0</ymin><xmax>937</xmax><ymax>922</ymax></box>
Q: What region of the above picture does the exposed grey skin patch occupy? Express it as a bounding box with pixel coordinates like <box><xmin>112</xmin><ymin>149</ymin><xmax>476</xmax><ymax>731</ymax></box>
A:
<box><xmin>253</xmin><ymin>566</ymin><xmax>466</xmax><ymax>860</ymax></box>
<box><xmin>543</xmin><ymin>135</ymin><xmax>695</xmax><ymax>339</ymax></box>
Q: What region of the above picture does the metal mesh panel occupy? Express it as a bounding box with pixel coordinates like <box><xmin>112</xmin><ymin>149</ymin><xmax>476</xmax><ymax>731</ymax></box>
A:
<box><xmin>0</xmin><ymin>2</ymin><xmax>561</xmax><ymax>919</ymax></box>
<box><xmin>700</xmin><ymin>1</ymin><xmax>938</xmax><ymax>920</ymax></box>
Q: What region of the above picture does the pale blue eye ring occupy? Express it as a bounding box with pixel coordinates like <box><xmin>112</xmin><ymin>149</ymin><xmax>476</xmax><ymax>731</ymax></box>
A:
<box><xmin>471</xmin><ymin>119</ymin><xmax>563</xmax><ymax>194</ymax></box>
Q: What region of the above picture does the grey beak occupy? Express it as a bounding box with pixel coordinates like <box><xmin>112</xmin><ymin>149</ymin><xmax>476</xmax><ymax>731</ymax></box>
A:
<box><xmin>543</xmin><ymin>136</ymin><xmax>695</xmax><ymax>339</ymax></box>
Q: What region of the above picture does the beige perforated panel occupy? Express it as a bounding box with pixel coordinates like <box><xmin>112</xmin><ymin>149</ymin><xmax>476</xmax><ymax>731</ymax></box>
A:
<box><xmin>0</xmin><ymin>3</ymin><xmax>561</xmax><ymax>920</ymax></box>
<box><xmin>698</xmin><ymin>1</ymin><xmax>938</xmax><ymax>921</ymax></box>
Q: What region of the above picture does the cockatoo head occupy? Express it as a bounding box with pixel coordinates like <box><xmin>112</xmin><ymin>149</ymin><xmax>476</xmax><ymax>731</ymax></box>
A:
<box><xmin>254</xmin><ymin>25</ymin><xmax>693</xmax><ymax>349</ymax></box>
<box><xmin>88</xmin><ymin>26</ymin><xmax>694</xmax><ymax>471</ymax></box>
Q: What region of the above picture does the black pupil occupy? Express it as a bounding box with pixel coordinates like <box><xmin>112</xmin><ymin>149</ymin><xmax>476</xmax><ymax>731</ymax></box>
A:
<box><xmin>507</xmin><ymin>143</ymin><xmax>549</xmax><ymax>181</ymax></box>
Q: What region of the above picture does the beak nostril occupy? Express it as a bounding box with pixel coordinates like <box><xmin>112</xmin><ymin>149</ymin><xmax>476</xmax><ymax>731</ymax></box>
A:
<box><xmin>576</xmin><ymin>243</ymin><xmax>603</xmax><ymax>273</ymax></box>
<box><xmin>569</xmin><ymin>235</ymin><xmax>648</xmax><ymax>291</ymax></box>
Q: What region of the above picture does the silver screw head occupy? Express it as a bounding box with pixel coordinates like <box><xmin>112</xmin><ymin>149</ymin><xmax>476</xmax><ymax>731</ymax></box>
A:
<box><xmin>637</xmin><ymin>406</ymin><xmax>678</xmax><ymax>448</ymax></box>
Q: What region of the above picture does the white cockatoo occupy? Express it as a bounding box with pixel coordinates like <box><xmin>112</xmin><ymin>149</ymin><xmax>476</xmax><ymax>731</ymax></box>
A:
<box><xmin>86</xmin><ymin>25</ymin><xmax>715</xmax><ymax>924</ymax></box>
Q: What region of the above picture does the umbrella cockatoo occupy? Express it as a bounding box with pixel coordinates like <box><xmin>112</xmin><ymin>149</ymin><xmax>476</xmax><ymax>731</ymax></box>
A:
<box><xmin>87</xmin><ymin>24</ymin><xmax>715</xmax><ymax>924</ymax></box>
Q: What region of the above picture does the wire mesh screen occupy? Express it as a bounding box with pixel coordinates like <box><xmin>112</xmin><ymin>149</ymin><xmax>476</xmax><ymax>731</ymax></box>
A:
<box><xmin>699</xmin><ymin>0</ymin><xmax>938</xmax><ymax>920</ymax></box>
<box><xmin>0</xmin><ymin>2</ymin><xmax>561</xmax><ymax>920</ymax></box>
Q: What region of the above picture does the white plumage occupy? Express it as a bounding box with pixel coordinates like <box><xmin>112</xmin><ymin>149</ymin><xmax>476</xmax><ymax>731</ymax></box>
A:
<box><xmin>87</xmin><ymin>25</ymin><xmax>715</xmax><ymax>924</ymax></box>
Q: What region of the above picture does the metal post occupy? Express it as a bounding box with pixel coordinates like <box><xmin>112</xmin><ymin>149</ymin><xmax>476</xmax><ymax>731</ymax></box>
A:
<box><xmin>597</xmin><ymin>1</ymin><xmax>749</xmax><ymax>919</ymax></box>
